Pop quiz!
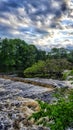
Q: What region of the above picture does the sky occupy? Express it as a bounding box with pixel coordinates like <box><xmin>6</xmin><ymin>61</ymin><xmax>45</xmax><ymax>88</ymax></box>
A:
<box><xmin>0</xmin><ymin>0</ymin><xmax>73</xmax><ymax>51</ymax></box>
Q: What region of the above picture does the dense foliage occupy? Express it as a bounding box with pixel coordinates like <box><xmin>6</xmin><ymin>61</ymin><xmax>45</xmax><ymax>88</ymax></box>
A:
<box><xmin>24</xmin><ymin>60</ymin><xmax>45</xmax><ymax>77</ymax></box>
<box><xmin>24</xmin><ymin>59</ymin><xmax>72</xmax><ymax>79</ymax></box>
<box><xmin>0</xmin><ymin>38</ymin><xmax>46</xmax><ymax>74</ymax></box>
<box><xmin>24</xmin><ymin>47</ymin><xmax>73</xmax><ymax>79</ymax></box>
<box><xmin>30</xmin><ymin>89</ymin><xmax>73</xmax><ymax>130</ymax></box>
<box><xmin>0</xmin><ymin>38</ymin><xmax>73</xmax><ymax>78</ymax></box>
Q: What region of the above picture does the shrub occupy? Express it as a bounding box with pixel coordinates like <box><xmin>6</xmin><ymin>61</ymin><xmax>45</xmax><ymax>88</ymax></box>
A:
<box><xmin>30</xmin><ymin>89</ymin><xmax>73</xmax><ymax>130</ymax></box>
<box><xmin>69</xmin><ymin>70</ymin><xmax>73</xmax><ymax>76</ymax></box>
<box><xmin>63</xmin><ymin>70</ymin><xmax>73</xmax><ymax>80</ymax></box>
<box><xmin>24</xmin><ymin>60</ymin><xmax>45</xmax><ymax>77</ymax></box>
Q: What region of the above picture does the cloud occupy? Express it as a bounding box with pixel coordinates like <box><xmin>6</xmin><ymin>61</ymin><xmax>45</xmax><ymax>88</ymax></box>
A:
<box><xmin>0</xmin><ymin>0</ymin><xmax>69</xmax><ymax>27</ymax></box>
<box><xmin>0</xmin><ymin>0</ymin><xmax>73</xmax><ymax>51</ymax></box>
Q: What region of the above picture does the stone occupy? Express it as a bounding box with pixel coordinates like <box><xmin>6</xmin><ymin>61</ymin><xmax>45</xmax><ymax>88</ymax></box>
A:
<box><xmin>0</xmin><ymin>122</ymin><xmax>3</xmax><ymax>130</ymax></box>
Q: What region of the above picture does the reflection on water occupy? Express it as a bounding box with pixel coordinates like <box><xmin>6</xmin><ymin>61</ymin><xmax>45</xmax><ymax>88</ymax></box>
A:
<box><xmin>0</xmin><ymin>66</ymin><xmax>24</xmax><ymax>77</ymax></box>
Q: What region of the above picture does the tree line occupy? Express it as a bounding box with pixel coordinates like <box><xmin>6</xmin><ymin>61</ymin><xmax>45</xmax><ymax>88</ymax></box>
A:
<box><xmin>24</xmin><ymin>44</ymin><xmax>73</xmax><ymax>79</ymax></box>
<box><xmin>0</xmin><ymin>38</ymin><xmax>73</xmax><ymax>78</ymax></box>
<box><xmin>0</xmin><ymin>38</ymin><xmax>46</xmax><ymax>74</ymax></box>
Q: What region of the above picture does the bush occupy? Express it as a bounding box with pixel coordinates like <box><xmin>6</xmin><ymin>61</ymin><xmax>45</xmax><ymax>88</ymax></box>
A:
<box><xmin>62</xmin><ymin>71</ymin><xmax>70</xmax><ymax>80</ymax></box>
<box><xmin>30</xmin><ymin>89</ymin><xmax>73</xmax><ymax>130</ymax></box>
<box><xmin>69</xmin><ymin>70</ymin><xmax>73</xmax><ymax>76</ymax></box>
<box><xmin>24</xmin><ymin>59</ymin><xmax>71</xmax><ymax>79</ymax></box>
<box><xmin>24</xmin><ymin>60</ymin><xmax>45</xmax><ymax>77</ymax></box>
<box><xmin>63</xmin><ymin>70</ymin><xmax>73</xmax><ymax>80</ymax></box>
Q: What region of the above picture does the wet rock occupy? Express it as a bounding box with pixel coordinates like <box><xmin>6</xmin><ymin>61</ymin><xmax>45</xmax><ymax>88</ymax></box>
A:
<box><xmin>0</xmin><ymin>122</ymin><xmax>3</xmax><ymax>130</ymax></box>
<box><xmin>0</xmin><ymin>104</ymin><xmax>4</xmax><ymax>110</ymax></box>
<box><xmin>4</xmin><ymin>122</ymin><xmax>11</xmax><ymax>130</ymax></box>
<box><xmin>13</xmin><ymin>119</ymin><xmax>20</xmax><ymax>129</ymax></box>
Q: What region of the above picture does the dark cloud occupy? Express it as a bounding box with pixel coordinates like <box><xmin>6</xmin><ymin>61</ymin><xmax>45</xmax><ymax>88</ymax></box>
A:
<box><xmin>35</xmin><ymin>28</ymin><xmax>48</xmax><ymax>35</ymax></box>
<box><xmin>22</xmin><ymin>0</ymin><xmax>68</xmax><ymax>23</ymax></box>
<box><xmin>0</xmin><ymin>0</ymin><xmax>68</xmax><ymax>20</ymax></box>
<box><xmin>19</xmin><ymin>27</ymin><xmax>48</xmax><ymax>35</ymax></box>
<box><xmin>0</xmin><ymin>0</ymin><xmax>22</xmax><ymax>12</ymax></box>
<box><xmin>0</xmin><ymin>23</ymin><xmax>14</xmax><ymax>38</ymax></box>
<box><xmin>0</xmin><ymin>23</ymin><xmax>12</xmax><ymax>32</ymax></box>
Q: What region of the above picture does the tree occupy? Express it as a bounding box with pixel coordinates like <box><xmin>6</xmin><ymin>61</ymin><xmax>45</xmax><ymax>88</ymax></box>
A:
<box><xmin>25</xmin><ymin>44</ymin><xmax>38</xmax><ymax>67</ymax></box>
<box><xmin>0</xmin><ymin>38</ymin><xmax>15</xmax><ymax>66</ymax></box>
<box><xmin>48</xmin><ymin>48</ymin><xmax>68</xmax><ymax>59</ymax></box>
<box><xmin>36</xmin><ymin>50</ymin><xmax>47</xmax><ymax>61</ymax></box>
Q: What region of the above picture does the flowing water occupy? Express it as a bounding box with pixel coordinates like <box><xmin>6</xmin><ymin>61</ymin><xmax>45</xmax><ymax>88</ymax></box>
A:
<box><xmin>0</xmin><ymin>78</ymin><xmax>53</xmax><ymax>130</ymax></box>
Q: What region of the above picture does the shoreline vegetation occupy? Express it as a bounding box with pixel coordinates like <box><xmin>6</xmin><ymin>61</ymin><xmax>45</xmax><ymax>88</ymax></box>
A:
<box><xmin>30</xmin><ymin>89</ymin><xmax>73</xmax><ymax>130</ymax></box>
<box><xmin>0</xmin><ymin>38</ymin><xmax>73</xmax><ymax>80</ymax></box>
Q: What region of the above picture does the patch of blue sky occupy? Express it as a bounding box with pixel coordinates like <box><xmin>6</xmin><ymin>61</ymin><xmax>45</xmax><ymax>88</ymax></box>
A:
<box><xmin>61</xmin><ymin>20</ymin><xmax>73</xmax><ymax>25</ymax></box>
